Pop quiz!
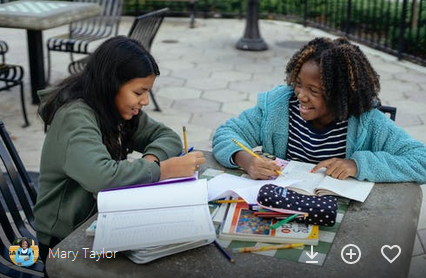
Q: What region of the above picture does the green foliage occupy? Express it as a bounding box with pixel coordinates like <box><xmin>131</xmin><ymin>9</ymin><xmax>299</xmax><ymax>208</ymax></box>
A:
<box><xmin>121</xmin><ymin>0</ymin><xmax>426</xmax><ymax>64</ymax></box>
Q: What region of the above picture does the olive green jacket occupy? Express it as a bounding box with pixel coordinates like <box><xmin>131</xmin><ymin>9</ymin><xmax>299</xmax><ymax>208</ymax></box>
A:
<box><xmin>34</xmin><ymin>100</ymin><xmax>182</xmax><ymax>245</ymax></box>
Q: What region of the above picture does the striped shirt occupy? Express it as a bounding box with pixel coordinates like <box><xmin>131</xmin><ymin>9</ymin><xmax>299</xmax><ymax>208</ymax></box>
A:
<box><xmin>286</xmin><ymin>96</ymin><xmax>348</xmax><ymax>163</ymax></box>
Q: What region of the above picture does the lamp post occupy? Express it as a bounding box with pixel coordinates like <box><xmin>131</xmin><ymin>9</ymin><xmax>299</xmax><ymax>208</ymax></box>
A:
<box><xmin>236</xmin><ymin>0</ymin><xmax>268</xmax><ymax>51</ymax></box>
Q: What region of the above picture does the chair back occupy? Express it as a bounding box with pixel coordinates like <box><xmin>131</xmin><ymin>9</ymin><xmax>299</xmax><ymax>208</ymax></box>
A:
<box><xmin>378</xmin><ymin>105</ymin><xmax>397</xmax><ymax>121</ymax></box>
<box><xmin>128</xmin><ymin>8</ymin><xmax>170</xmax><ymax>51</ymax></box>
<box><xmin>70</xmin><ymin>0</ymin><xmax>123</xmax><ymax>38</ymax></box>
<box><xmin>0</xmin><ymin>120</ymin><xmax>43</xmax><ymax>276</ymax></box>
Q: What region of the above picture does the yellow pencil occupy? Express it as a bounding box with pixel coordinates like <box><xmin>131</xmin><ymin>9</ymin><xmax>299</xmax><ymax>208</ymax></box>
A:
<box><xmin>182</xmin><ymin>126</ymin><xmax>188</xmax><ymax>154</ymax></box>
<box><xmin>231</xmin><ymin>139</ymin><xmax>282</xmax><ymax>175</ymax></box>
<box><xmin>211</xmin><ymin>199</ymin><xmax>246</xmax><ymax>204</ymax></box>
<box><xmin>232</xmin><ymin>243</ymin><xmax>304</xmax><ymax>253</ymax></box>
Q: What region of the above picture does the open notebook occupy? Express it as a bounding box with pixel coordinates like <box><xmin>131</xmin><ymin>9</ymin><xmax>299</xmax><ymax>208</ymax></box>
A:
<box><xmin>276</xmin><ymin>160</ymin><xmax>374</xmax><ymax>202</ymax></box>
<box><xmin>92</xmin><ymin>179</ymin><xmax>216</xmax><ymax>254</ymax></box>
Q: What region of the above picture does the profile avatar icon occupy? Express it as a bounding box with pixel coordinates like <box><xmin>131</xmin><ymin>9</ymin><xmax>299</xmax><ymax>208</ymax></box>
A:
<box><xmin>9</xmin><ymin>237</ymin><xmax>38</xmax><ymax>267</ymax></box>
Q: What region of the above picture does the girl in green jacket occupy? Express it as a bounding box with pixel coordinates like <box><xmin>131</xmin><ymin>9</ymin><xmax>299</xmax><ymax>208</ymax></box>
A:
<box><xmin>34</xmin><ymin>36</ymin><xmax>205</xmax><ymax>266</ymax></box>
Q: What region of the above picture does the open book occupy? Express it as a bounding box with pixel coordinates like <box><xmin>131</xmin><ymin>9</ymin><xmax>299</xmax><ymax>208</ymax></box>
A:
<box><xmin>276</xmin><ymin>160</ymin><xmax>374</xmax><ymax>202</ymax></box>
<box><xmin>220</xmin><ymin>202</ymin><xmax>319</xmax><ymax>245</ymax></box>
<box><xmin>92</xmin><ymin>179</ymin><xmax>216</xmax><ymax>257</ymax></box>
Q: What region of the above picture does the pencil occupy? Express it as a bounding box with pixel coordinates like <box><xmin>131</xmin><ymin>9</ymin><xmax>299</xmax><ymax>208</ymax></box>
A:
<box><xmin>182</xmin><ymin>126</ymin><xmax>188</xmax><ymax>154</ymax></box>
<box><xmin>214</xmin><ymin>240</ymin><xmax>234</xmax><ymax>263</ymax></box>
<box><xmin>210</xmin><ymin>199</ymin><xmax>246</xmax><ymax>204</ymax></box>
<box><xmin>232</xmin><ymin>243</ymin><xmax>304</xmax><ymax>253</ymax></box>
<box><xmin>270</xmin><ymin>213</ymin><xmax>300</xmax><ymax>229</ymax></box>
<box><xmin>231</xmin><ymin>139</ymin><xmax>282</xmax><ymax>176</ymax></box>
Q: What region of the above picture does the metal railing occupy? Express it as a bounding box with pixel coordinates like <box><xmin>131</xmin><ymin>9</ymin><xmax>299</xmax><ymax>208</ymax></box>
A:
<box><xmin>123</xmin><ymin>0</ymin><xmax>426</xmax><ymax>66</ymax></box>
<box><xmin>273</xmin><ymin>0</ymin><xmax>426</xmax><ymax>66</ymax></box>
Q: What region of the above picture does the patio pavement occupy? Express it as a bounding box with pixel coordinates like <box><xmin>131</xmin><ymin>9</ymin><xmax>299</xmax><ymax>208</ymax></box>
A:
<box><xmin>1</xmin><ymin>16</ymin><xmax>425</xmax><ymax>277</ymax></box>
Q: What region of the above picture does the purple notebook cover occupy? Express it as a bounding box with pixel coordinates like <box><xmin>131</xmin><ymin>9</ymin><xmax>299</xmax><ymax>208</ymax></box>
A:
<box><xmin>101</xmin><ymin>176</ymin><xmax>197</xmax><ymax>192</ymax></box>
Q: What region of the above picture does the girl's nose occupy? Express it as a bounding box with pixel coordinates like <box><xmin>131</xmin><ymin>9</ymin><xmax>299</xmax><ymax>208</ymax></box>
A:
<box><xmin>297</xmin><ymin>87</ymin><xmax>309</xmax><ymax>101</ymax></box>
<box><xmin>139</xmin><ymin>93</ymin><xmax>149</xmax><ymax>106</ymax></box>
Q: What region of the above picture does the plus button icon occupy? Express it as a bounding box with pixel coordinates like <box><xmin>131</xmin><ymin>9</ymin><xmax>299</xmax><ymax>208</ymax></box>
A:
<box><xmin>346</xmin><ymin>248</ymin><xmax>357</xmax><ymax>260</ymax></box>
<box><xmin>341</xmin><ymin>244</ymin><xmax>362</xmax><ymax>264</ymax></box>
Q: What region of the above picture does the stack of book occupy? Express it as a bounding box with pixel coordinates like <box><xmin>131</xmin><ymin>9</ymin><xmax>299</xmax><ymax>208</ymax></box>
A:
<box><xmin>91</xmin><ymin>178</ymin><xmax>216</xmax><ymax>264</ymax></box>
<box><xmin>219</xmin><ymin>201</ymin><xmax>319</xmax><ymax>246</ymax></box>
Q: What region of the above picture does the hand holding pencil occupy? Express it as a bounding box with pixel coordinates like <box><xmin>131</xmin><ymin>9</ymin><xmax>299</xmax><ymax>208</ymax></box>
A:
<box><xmin>158</xmin><ymin>127</ymin><xmax>206</xmax><ymax>180</ymax></box>
<box><xmin>232</xmin><ymin>139</ymin><xmax>282</xmax><ymax>180</ymax></box>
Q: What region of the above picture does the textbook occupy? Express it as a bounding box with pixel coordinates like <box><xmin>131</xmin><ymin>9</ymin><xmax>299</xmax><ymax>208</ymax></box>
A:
<box><xmin>275</xmin><ymin>160</ymin><xmax>374</xmax><ymax>202</ymax></box>
<box><xmin>125</xmin><ymin>239</ymin><xmax>213</xmax><ymax>264</ymax></box>
<box><xmin>219</xmin><ymin>202</ymin><xmax>319</xmax><ymax>246</ymax></box>
<box><xmin>92</xmin><ymin>179</ymin><xmax>216</xmax><ymax>257</ymax></box>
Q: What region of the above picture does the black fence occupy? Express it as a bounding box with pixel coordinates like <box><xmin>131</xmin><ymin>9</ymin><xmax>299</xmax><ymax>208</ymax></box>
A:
<box><xmin>124</xmin><ymin>0</ymin><xmax>426</xmax><ymax>66</ymax></box>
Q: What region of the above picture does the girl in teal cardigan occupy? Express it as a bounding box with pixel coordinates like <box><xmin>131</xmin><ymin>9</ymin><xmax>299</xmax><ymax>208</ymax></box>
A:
<box><xmin>14</xmin><ymin>239</ymin><xmax>34</xmax><ymax>267</ymax></box>
<box><xmin>213</xmin><ymin>37</ymin><xmax>426</xmax><ymax>183</ymax></box>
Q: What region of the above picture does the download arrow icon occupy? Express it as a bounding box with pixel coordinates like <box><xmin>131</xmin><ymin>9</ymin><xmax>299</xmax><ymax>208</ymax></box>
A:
<box><xmin>306</xmin><ymin>245</ymin><xmax>318</xmax><ymax>264</ymax></box>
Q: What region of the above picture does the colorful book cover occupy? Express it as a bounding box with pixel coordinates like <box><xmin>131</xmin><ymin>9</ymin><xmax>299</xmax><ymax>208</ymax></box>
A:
<box><xmin>220</xmin><ymin>202</ymin><xmax>319</xmax><ymax>246</ymax></box>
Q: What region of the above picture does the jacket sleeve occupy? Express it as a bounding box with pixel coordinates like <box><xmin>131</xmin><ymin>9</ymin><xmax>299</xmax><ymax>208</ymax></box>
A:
<box><xmin>212</xmin><ymin>97</ymin><xmax>265</xmax><ymax>168</ymax></box>
<box><xmin>351</xmin><ymin>111</ymin><xmax>426</xmax><ymax>183</ymax></box>
<box><xmin>132</xmin><ymin>111</ymin><xmax>182</xmax><ymax>161</ymax></box>
<box><xmin>62</xmin><ymin>108</ymin><xmax>164</xmax><ymax>193</ymax></box>
<box><xmin>21</xmin><ymin>249</ymin><xmax>34</xmax><ymax>267</ymax></box>
<box><xmin>14</xmin><ymin>248</ymin><xmax>23</xmax><ymax>264</ymax></box>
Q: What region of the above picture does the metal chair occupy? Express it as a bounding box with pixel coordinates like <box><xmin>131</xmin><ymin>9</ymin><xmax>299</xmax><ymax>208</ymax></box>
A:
<box><xmin>46</xmin><ymin>0</ymin><xmax>123</xmax><ymax>83</ymax></box>
<box><xmin>0</xmin><ymin>120</ymin><xmax>43</xmax><ymax>277</ymax></box>
<box><xmin>374</xmin><ymin>99</ymin><xmax>397</xmax><ymax>121</ymax></box>
<box><xmin>69</xmin><ymin>8</ymin><xmax>170</xmax><ymax>111</ymax></box>
<box><xmin>0</xmin><ymin>41</ymin><xmax>29</xmax><ymax>127</ymax></box>
<box><xmin>378</xmin><ymin>105</ymin><xmax>397</xmax><ymax>121</ymax></box>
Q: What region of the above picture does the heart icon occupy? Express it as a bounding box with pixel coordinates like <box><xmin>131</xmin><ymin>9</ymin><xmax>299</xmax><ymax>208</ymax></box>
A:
<box><xmin>381</xmin><ymin>245</ymin><xmax>401</xmax><ymax>263</ymax></box>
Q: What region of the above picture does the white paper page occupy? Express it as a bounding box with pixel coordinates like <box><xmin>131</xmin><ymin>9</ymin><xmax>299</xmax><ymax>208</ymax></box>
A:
<box><xmin>98</xmin><ymin>179</ymin><xmax>207</xmax><ymax>213</ymax></box>
<box><xmin>278</xmin><ymin>160</ymin><xmax>326</xmax><ymax>194</ymax></box>
<box><xmin>93</xmin><ymin>204</ymin><xmax>216</xmax><ymax>252</ymax></box>
<box><xmin>316</xmin><ymin>177</ymin><xmax>374</xmax><ymax>202</ymax></box>
<box><xmin>207</xmin><ymin>173</ymin><xmax>297</xmax><ymax>204</ymax></box>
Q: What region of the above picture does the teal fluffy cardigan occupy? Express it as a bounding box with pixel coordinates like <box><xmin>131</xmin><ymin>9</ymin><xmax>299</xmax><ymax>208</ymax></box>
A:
<box><xmin>213</xmin><ymin>85</ymin><xmax>426</xmax><ymax>183</ymax></box>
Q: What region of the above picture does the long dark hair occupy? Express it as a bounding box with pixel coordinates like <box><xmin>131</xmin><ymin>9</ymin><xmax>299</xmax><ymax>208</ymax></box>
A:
<box><xmin>285</xmin><ymin>37</ymin><xmax>380</xmax><ymax>120</ymax></box>
<box><xmin>41</xmin><ymin>36</ymin><xmax>160</xmax><ymax>160</ymax></box>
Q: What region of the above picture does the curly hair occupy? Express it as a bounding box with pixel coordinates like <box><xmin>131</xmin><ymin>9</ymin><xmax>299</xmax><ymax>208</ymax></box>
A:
<box><xmin>285</xmin><ymin>37</ymin><xmax>380</xmax><ymax>120</ymax></box>
<box><xmin>19</xmin><ymin>238</ymin><xmax>31</xmax><ymax>248</ymax></box>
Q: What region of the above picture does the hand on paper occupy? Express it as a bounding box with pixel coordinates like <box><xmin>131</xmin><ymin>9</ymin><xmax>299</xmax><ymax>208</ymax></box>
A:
<box><xmin>233</xmin><ymin>151</ymin><xmax>281</xmax><ymax>180</ymax></box>
<box><xmin>159</xmin><ymin>151</ymin><xmax>206</xmax><ymax>180</ymax></box>
<box><xmin>311</xmin><ymin>158</ymin><xmax>357</xmax><ymax>180</ymax></box>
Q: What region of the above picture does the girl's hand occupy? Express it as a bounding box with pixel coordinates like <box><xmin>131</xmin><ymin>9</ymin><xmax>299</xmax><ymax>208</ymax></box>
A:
<box><xmin>311</xmin><ymin>158</ymin><xmax>357</xmax><ymax>180</ymax></box>
<box><xmin>159</xmin><ymin>151</ymin><xmax>206</xmax><ymax>180</ymax></box>
<box><xmin>234</xmin><ymin>151</ymin><xmax>281</xmax><ymax>180</ymax></box>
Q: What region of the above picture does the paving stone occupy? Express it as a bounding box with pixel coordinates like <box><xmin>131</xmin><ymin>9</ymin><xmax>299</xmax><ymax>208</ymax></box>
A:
<box><xmin>202</xmin><ymin>89</ymin><xmax>248</xmax><ymax>103</ymax></box>
<box><xmin>412</xmin><ymin>234</ymin><xmax>424</xmax><ymax>256</ymax></box>
<box><xmin>186</xmin><ymin>77</ymin><xmax>228</xmax><ymax>91</ymax></box>
<box><xmin>222</xmin><ymin>100</ymin><xmax>257</xmax><ymax>115</ymax></box>
<box><xmin>417</xmin><ymin>229</ymin><xmax>426</xmax><ymax>254</ymax></box>
<box><xmin>157</xmin><ymin>87</ymin><xmax>201</xmax><ymax>100</ymax></box>
<box><xmin>190</xmin><ymin>111</ymin><xmax>236</xmax><ymax>130</ymax></box>
<box><xmin>154</xmin><ymin>76</ymin><xmax>186</xmax><ymax>89</ymax></box>
<box><xmin>210</xmin><ymin>70</ymin><xmax>251</xmax><ymax>82</ymax></box>
<box><xmin>408</xmin><ymin>254</ymin><xmax>426</xmax><ymax>278</ymax></box>
<box><xmin>229</xmin><ymin>79</ymin><xmax>276</xmax><ymax>94</ymax></box>
<box><xmin>172</xmin><ymin>98</ymin><xmax>221</xmax><ymax>114</ymax></box>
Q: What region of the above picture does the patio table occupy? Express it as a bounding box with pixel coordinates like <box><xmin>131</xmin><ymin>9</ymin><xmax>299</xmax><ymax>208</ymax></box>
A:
<box><xmin>0</xmin><ymin>0</ymin><xmax>100</xmax><ymax>104</ymax></box>
<box><xmin>46</xmin><ymin>151</ymin><xmax>422</xmax><ymax>278</ymax></box>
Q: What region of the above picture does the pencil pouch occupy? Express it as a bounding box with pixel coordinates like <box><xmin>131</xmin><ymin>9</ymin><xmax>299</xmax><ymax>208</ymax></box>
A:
<box><xmin>257</xmin><ymin>184</ymin><xmax>338</xmax><ymax>227</ymax></box>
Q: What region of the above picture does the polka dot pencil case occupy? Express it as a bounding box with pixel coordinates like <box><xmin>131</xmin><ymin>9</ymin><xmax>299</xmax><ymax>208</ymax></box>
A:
<box><xmin>257</xmin><ymin>184</ymin><xmax>338</xmax><ymax>227</ymax></box>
